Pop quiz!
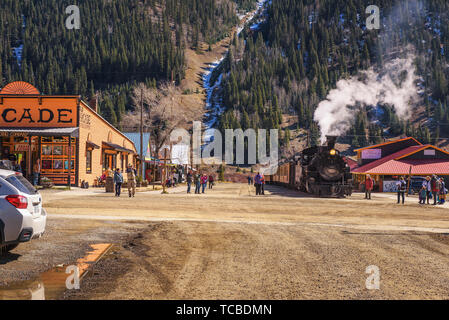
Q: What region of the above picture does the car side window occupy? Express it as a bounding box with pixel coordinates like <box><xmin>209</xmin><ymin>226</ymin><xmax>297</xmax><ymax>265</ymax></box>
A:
<box><xmin>5</xmin><ymin>175</ymin><xmax>36</xmax><ymax>195</ymax></box>
<box><xmin>0</xmin><ymin>177</ymin><xmax>18</xmax><ymax>196</ymax></box>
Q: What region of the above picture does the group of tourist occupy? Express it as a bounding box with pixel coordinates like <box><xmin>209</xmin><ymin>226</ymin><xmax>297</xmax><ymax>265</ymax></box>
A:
<box><xmin>112</xmin><ymin>166</ymin><xmax>218</xmax><ymax>197</ymax></box>
<box><xmin>112</xmin><ymin>164</ymin><xmax>137</xmax><ymax>198</ymax></box>
<box><xmin>364</xmin><ymin>174</ymin><xmax>447</xmax><ymax>205</ymax></box>
<box><xmin>248</xmin><ymin>172</ymin><xmax>265</xmax><ymax>196</ymax></box>
<box><xmin>186</xmin><ymin>171</ymin><xmax>215</xmax><ymax>194</ymax></box>
<box><xmin>419</xmin><ymin>175</ymin><xmax>447</xmax><ymax>205</ymax></box>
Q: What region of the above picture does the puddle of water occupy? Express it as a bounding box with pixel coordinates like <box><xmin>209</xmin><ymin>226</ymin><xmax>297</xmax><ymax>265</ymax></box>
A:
<box><xmin>0</xmin><ymin>243</ymin><xmax>113</xmax><ymax>300</ymax></box>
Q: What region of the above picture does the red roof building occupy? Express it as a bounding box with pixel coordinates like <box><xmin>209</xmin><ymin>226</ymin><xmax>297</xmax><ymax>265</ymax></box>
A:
<box><xmin>351</xmin><ymin>137</ymin><xmax>449</xmax><ymax>192</ymax></box>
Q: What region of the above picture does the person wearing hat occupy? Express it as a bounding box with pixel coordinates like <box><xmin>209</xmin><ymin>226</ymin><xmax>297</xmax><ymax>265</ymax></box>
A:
<box><xmin>364</xmin><ymin>174</ymin><xmax>374</xmax><ymax>200</ymax></box>
<box><xmin>396</xmin><ymin>176</ymin><xmax>407</xmax><ymax>204</ymax></box>
<box><xmin>431</xmin><ymin>175</ymin><xmax>439</xmax><ymax>205</ymax></box>
<box><xmin>126</xmin><ymin>164</ymin><xmax>137</xmax><ymax>197</ymax></box>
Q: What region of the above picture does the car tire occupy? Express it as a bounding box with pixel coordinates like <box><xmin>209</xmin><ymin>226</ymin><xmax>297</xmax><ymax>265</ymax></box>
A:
<box><xmin>0</xmin><ymin>244</ymin><xmax>18</xmax><ymax>256</ymax></box>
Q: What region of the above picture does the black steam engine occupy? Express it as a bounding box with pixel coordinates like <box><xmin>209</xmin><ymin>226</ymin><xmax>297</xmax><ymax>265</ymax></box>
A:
<box><xmin>267</xmin><ymin>136</ymin><xmax>353</xmax><ymax>198</ymax></box>
<box><xmin>299</xmin><ymin>136</ymin><xmax>352</xmax><ymax>198</ymax></box>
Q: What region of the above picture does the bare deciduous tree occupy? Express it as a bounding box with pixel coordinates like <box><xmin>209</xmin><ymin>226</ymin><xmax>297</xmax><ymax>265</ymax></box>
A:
<box><xmin>121</xmin><ymin>82</ymin><xmax>198</xmax><ymax>158</ymax></box>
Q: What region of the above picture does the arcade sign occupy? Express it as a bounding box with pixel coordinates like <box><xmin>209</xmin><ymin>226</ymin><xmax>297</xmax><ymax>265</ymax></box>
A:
<box><xmin>0</xmin><ymin>97</ymin><xmax>78</xmax><ymax>128</ymax></box>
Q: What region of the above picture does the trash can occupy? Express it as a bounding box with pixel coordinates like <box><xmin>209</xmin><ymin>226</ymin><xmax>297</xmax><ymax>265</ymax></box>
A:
<box><xmin>105</xmin><ymin>176</ymin><xmax>114</xmax><ymax>193</ymax></box>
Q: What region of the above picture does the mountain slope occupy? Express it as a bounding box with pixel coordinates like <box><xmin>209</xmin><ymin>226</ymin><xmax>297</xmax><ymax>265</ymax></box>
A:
<box><xmin>0</xmin><ymin>0</ymin><xmax>257</xmax><ymax>127</ymax></box>
<box><xmin>215</xmin><ymin>0</ymin><xmax>449</xmax><ymax>155</ymax></box>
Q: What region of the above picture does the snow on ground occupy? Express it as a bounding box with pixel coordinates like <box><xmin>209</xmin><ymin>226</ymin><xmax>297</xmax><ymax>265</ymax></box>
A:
<box><xmin>203</xmin><ymin>0</ymin><xmax>271</xmax><ymax>143</ymax></box>
<box><xmin>237</xmin><ymin>0</ymin><xmax>269</xmax><ymax>36</ymax></box>
<box><xmin>12</xmin><ymin>15</ymin><xmax>26</xmax><ymax>67</ymax></box>
<box><xmin>12</xmin><ymin>44</ymin><xmax>23</xmax><ymax>67</ymax></box>
<box><xmin>12</xmin><ymin>14</ymin><xmax>26</xmax><ymax>67</ymax></box>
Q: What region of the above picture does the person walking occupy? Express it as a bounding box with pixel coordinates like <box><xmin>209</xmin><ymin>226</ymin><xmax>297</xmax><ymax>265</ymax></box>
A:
<box><xmin>396</xmin><ymin>176</ymin><xmax>406</xmax><ymax>204</ymax></box>
<box><xmin>208</xmin><ymin>174</ymin><xmax>214</xmax><ymax>189</ymax></box>
<box><xmin>186</xmin><ymin>171</ymin><xmax>193</xmax><ymax>194</ymax></box>
<box><xmin>254</xmin><ymin>172</ymin><xmax>262</xmax><ymax>195</ymax></box>
<box><xmin>439</xmin><ymin>177</ymin><xmax>446</xmax><ymax>205</ymax></box>
<box><xmin>424</xmin><ymin>176</ymin><xmax>432</xmax><ymax>204</ymax></box>
<box><xmin>247</xmin><ymin>175</ymin><xmax>252</xmax><ymax>185</ymax></box>
<box><xmin>431</xmin><ymin>175</ymin><xmax>439</xmax><ymax>205</ymax></box>
<box><xmin>261</xmin><ymin>174</ymin><xmax>266</xmax><ymax>195</ymax></box>
<box><xmin>436</xmin><ymin>176</ymin><xmax>442</xmax><ymax>204</ymax></box>
<box><xmin>194</xmin><ymin>172</ymin><xmax>201</xmax><ymax>194</ymax></box>
<box><xmin>201</xmin><ymin>174</ymin><xmax>208</xmax><ymax>193</ymax></box>
<box><xmin>419</xmin><ymin>185</ymin><xmax>427</xmax><ymax>204</ymax></box>
<box><xmin>32</xmin><ymin>158</ymin><xmax>41</xmax><ymax>186</ymax></box>
<box><xmin>113</xmin><ymin>168</ymin><xmax>124</xmax><ymax>197</ymax></box>
<box><xmin>364</xmin><ymin>174</ymin><xmax>374</xmax><ymax>200</ymax></box>
<box><xmin>172</xmin><ymin>174</ymin><xmax>177</xmax><ymax>187</ymax></box>
<box><xmin>126</xmin><ymin>164</ymin><xmax>137</xmax><ymax>198</ymax></box>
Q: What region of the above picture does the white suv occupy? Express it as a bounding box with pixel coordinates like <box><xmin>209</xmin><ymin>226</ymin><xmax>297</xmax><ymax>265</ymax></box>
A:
<box><xmin>0</xmin><ymin>169</ymin><xmax>46</xmax><ymax>255</ymax></box>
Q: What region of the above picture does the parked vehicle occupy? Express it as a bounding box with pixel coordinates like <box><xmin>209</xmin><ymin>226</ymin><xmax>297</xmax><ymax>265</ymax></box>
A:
<box><xmin>0</xmin><ymin>169</ymin><xmax>46</xmax><ymax>255</ymax></box>
<box><xmin>409</xmin><ymin>176</ymin><xmax>427</xmax><ymax>194</ymax></box>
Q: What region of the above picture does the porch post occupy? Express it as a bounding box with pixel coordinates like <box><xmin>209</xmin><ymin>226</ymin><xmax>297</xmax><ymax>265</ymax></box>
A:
<box><xmin>68</xmin><ymin>135</ymin><xmax>72</xmax><ymax>189</ymax></box>
<box><xmin>28</xmin><ymin>136</ymin><xmax>32</xmax><ymax>179</ymax></box>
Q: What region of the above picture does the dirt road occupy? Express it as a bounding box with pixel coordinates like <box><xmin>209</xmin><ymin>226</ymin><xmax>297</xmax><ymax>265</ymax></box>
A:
<box><xmin>2</xmin><ymin>183</ymin><xmax>449</xmax><ymax>299</ymax></box>
<box><xmin>44</xmin><ymin>183</ymin><xmax>449</xmax><ymax>231</ymax></box>
<box><xmin>70</xmin><ymin>222</ymin><xmax>449</xmax><ymax>300</ymax></box>
<box><xmin>49</xmin><ymin>183</ymin><xmax>449</xmax><ymax>299</ymax></box>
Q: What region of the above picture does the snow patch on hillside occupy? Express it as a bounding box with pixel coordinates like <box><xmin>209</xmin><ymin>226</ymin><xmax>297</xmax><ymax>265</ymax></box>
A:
<box><xmin>204</xmin><ymin>0</ymin><xmax>271</xmax><ymax>139</ymax></box>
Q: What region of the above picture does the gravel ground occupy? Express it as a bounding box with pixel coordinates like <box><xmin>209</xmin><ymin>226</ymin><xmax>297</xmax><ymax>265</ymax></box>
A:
<box><xmin>3</xmin><ymin>183</ymin><xmax>449</xmax><ymax>299</ymax></box>
<box><xmin>0</xmin><ymin>219</ymin><xmax>148</xmax><ymax>287</ymax></box>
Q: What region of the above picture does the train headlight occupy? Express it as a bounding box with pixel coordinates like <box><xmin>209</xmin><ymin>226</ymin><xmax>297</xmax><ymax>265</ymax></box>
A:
<box><xmin>330</xmin><ymin>149</ymin><xmax>337</xmax><ymax>156</ymax></box>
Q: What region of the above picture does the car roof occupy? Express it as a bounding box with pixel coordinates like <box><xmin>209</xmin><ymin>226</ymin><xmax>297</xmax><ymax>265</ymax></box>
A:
<box><xmin>0</xmin><ymin>168</ymin><xmax>17</xmax><ymax>178</ymax></box>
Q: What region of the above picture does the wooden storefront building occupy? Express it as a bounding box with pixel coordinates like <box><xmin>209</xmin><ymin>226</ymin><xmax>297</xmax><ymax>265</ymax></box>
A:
<box><xmin>351</xmin><ymin>137</ymin><xmax>449</xmax><ymax>192</ymax></box>
<box><xmin>0</xmin><ymin>81</ymin><xmax>137</xmax><ymax>186</ymax></box>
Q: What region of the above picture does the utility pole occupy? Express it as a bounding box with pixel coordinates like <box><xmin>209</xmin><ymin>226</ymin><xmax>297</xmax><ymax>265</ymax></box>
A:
<box><xmin>152</xmin><ymin>141</ymin><xmax>156</xmax><ymax>190</ymax></box>
<box><xmin>140</xmin><ymin>88</ymin><xmax>144</xmax><ymax>179</ymax></box>
<box><xmin>162</xmin><ymin>148</ymin><xmax>167</xmax><ymax>194</ymax></box>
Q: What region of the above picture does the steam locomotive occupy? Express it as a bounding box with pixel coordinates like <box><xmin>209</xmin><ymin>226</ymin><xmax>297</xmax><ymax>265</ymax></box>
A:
<box><xmin>267</xmin><ymin>136</ymin><xmax>353</xmax><ymax>198</ymax></box>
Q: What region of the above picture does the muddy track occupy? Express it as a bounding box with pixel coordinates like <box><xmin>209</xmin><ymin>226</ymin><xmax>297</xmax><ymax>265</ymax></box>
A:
<box><xmin>63</xmin><ymin>221</ymin><xmax>449</xmax><ymax>300</ymax></box>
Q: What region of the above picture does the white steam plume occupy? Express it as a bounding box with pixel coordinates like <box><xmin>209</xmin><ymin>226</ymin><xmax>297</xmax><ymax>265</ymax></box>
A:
<box><xmin>313</xmin><ymin>55</ymin><xmax>418</xmax><ymax>143</ymax></box>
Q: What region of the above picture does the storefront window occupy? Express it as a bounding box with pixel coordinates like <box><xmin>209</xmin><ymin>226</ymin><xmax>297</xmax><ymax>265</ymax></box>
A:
<box><xmin>40</xmin><ymin>136</ymin><xmax>76</xmax><ymax>184</ymax></box>
<box><xmin>103</xmin><ymin>152</ymin><xmax>117</xmax><ymax>171</ymax></box>
<box><xmin>86</xmin><ymin>149</ymin><xmax>92</xmax><ymax>173</ymax></box>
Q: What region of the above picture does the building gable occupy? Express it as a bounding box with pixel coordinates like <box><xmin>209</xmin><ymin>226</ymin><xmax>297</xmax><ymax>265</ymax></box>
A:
<box><xmin>396</xmin><ymin>146</ymin><xmax>449</xmax><ymax>161</ymax></box>
<box><xmin>356</xmin><ymin>137</ymin><xmax>422</xmax><ymax>166</ymax></box>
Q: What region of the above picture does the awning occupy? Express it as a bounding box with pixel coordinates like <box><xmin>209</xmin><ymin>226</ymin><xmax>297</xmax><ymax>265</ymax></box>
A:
<box><xmin>144</xmin><ymin>156</ymin><xmax>161</xmax><ymax>162</ymax></box>
<box><xmin>86</xmin><ymin>141</ymin><xmax>100</xmax><ymax>149</ymax></box>
<box><xmin>0</xmin><ymin>127</ymin><xmax>79</xmax><ymax>137</ymax></box>
<box><xmin>102</xmin><ymin>141</ymin><xmax>134</xmax><ymax>154</ymax></box>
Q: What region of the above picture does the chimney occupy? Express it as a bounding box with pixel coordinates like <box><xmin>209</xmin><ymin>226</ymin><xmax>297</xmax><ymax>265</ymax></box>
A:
<box><xmin>326</xmin><ymin>135</ymin><xmax>337</xmax><ymax>149</ymax></box>
<box><xmin>89</xmin><ymin>95</ymin><xmax>98</xmax><ymax>113</ymax></box>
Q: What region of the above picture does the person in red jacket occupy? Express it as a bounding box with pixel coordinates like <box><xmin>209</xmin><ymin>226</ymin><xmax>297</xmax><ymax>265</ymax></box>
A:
<box><xmin>431</xmin><ymin>175</ymin><xmax>439</xmax><ymax>205</ymax></box>
<box><xmin>365</xmin><ymin>174</ymin><xmax>374</xmax><ymax>200</ymax></box>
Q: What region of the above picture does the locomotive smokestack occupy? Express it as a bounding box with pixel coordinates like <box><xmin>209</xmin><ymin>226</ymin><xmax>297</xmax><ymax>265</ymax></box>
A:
<box><xmin>326</xmin><ymin>136</ymin><xmax>337</xmax><ymax>149</ymax></box>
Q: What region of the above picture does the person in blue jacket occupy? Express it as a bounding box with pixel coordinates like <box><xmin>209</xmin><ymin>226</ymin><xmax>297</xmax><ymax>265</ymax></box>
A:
<box><xmin>113</xmin><ymin>168</ymin><xmax>124</xmax><ymax>197</ymax></box>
